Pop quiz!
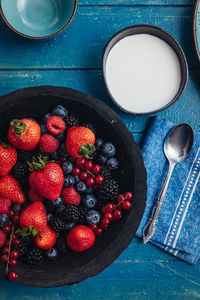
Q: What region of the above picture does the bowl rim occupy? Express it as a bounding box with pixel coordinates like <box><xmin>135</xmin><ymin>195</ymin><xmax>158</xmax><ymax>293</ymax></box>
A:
<box><xmin>0</xmin><ymin>0</ymin><xmax>77</xmax><ymax>39</ymax></box>
<box><xmin>0</xmin><ymin>86</ymin><xmax>147</xmax><ymax>287</ymax></box>
<box><xmin>193</xmin><ymin>0</ymin><xmax>200</xmax><ymax>62</ymax></box>
<box><xmin>102</xmin><ymin>24</ymin><xmax>189</xmax><ymax>116</ymax></box>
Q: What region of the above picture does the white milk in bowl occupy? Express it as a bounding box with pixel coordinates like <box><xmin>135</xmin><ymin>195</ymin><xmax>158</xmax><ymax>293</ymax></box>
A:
<box><xmin>105</xmin><ymin>34</ymin><xmax>182</xmax><ymax>114</ymax></box>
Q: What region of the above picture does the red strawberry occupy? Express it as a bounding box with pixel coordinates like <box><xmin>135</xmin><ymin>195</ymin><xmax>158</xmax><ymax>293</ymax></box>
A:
<box><xmin>8</xmin><ymin>119</ymin><xmax>41</xmax><ymax>151</ymax></box>
<box><xmin>0</xmin><ymin>141</ymin><xmax>17</xmax><ymax>176</ymax></box>
<box><xmin>0</xmin><ymin>175</ymin><xmax>25</xmax><ymax>204</ymax></box>
<box><xmin>46</xmin><ymin>116</ymin><xmax>66</xmax><ymax>135</ymax></box>
<box><xmin>35</xmin><ymin>225</ymin><xmax>56</xmax><ymax>249</ymax></box>
<box><xmin>29</xmin><ymin>188</ymin><xmax>44</xmax><ymax>202</ymax></box>
<box><xmin>67</xmin><ymin>225</ymin><xmax>95</xmax><ymax>252</ymax></box>
<box><xmin>39</xmin><ymin>134</ymin><xmax>59</xmax><ymax>153</ymax></box>
<box><xmin>66</xmin><ymin>127</ymin><xmax>95</xmax><ymax>159</ymax></box>
<box><xmin>62</xmin><ymin>187</ymin><xmax>81</xmax><ymax>206</ymax></box>
<box><xmin>0</xmin><ymin>230</ymin><xmax>6</xmax><ymax>248</ymax></box>
<box><xmin>19</xmin><ymin>201</ymin><xmax>47</xmax><ymax>232</ymax></box>
<box><xmin>0</xmin><ymin>197</ymin><xmax>11</xmax><ymax>214</ymax></box>
<box><xmin>29</xmin><ymin>156</ymin><xmax>64</xmax><ymax>201</ymax></box>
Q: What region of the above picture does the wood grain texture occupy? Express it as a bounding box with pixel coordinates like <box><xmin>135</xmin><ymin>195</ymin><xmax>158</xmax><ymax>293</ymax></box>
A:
<box><xmin>0</xmin><ymin>6</ymin><xmax>197</xmax><ymax>69</ymax></box>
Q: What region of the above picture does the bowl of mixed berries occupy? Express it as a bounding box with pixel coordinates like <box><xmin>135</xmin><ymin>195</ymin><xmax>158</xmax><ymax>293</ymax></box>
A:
<box><xmin>0</xmin><ymin>86</ymin><xmax>146</xmax><ymax>286</ymax></box>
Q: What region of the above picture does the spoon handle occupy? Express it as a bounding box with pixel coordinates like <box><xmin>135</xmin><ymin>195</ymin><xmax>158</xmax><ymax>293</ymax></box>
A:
<box><xmin>142</xmin><ymin>162</ymin><xmax>175</xmax><ymax>244</ymax></box>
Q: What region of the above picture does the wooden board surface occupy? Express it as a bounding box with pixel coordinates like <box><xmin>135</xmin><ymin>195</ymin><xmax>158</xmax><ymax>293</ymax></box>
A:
<box><xmin>0</xmin><ymin>0</ymin><xmax>200</xmax><ymax>299</ymax></box>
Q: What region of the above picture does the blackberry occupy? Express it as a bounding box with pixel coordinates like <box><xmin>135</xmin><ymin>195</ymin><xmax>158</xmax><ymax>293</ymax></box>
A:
<box><xmin>17</xmin><ymin>150</ymin><xmax>33</xmax><ymax>163</ymax></box>
<box><xmin>55</xmin><ymin>238</ymin><xmax>70</xmax><ymax>255</ymax></box>
<box><xmin>49</xmin><ymin>217</ymin><xmax>65</xmax><ymax>232</ymax></box>
<box><xmin>25</xmin><ymin>248</ymin><xmax>43</xmax><ymax>265</ymax></box>
<box><xmin>65</xmin><ymin>113</ymin><xmax>79</xmax><ymax>130</ymax></box>
<box><xmin>100</xmin><ymin>166</ymin><xmax>112</xmax><ymax>180</ymax></box>
<box><xmin>78</xmin><ymin>207</ymin><xmax>89</xmax><ymax>224</ymax></box>
<box><xmin>14</xmin><ymin>240</ymin><xmax>28</xmax><ymax>256</ymax></box>
<box><xmin>82</xmin><ymin>122</ymin><xmax>96</xmax><ymax>135</ymax></box>
<box><xmin>98</xmin><ymin>178</ymin><xmax>119</xmax><ymax>205</ymax></box>
<box><xmin>64</xmin><ymin>205</ymin><xmax>80</xmax><ymax>223</ymax></box>
<box><xmin>13</xmin><ymin>162</ymin><xmax>29</xmax><ymax>179</ymax></box>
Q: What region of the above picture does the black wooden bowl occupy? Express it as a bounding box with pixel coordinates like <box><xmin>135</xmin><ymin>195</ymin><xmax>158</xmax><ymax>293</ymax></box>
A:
<box><xmin>0</xmin><ymin>86</ymin><xmax>147</xmax><ymax>287</ymax></box>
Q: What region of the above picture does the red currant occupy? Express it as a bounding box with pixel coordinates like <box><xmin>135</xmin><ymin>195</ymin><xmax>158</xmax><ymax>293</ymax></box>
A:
<box><xmin>123</xmin><ymin>200</ymin><xmax>132</xmax><ymax>210</ymax></box>
<box><xmin>84</xmin><ymin>161</ymin><xmax>93</xmax><ymax>170</ymax></box>
<box><xmin>2</xmin><ymin>247</ymin><xmax>9</xmax><ymax>254</ymax></box>
<box><xmin>92</xmin><ymin>165</ymin><xmax>101</xmax><ymax>174</ymax></box>
<box><xmin>2</xmin><ymin>226</ymin><xmax>11</xmax><ymax>234</ymax></box>
<box><xmin>117</xmin><ymin>194</ymin><xmax>124</xmax><ymax>202</ymax></box>
<box><xmin>8</xmin><ymin>271</ymin><xmax>18</xmax><ymax>281</ymax></box>
<box><xmin>72</xmin><ymin>167</ymin><xmax>81</xmax><ymax>176</ymax></box>
<box><xmin>9</xmin><ymin>259</ymin><xmax>17</xmax><ymax>266</ymax></box>
<box><xmin>5</xmin><ymin>241</ymin><xmax>10</xmax><ymax>248</ymax></box>
<box><xmin>76</xmin><ymin>158</ymin><xmax>85</xmax><ymax>166</ymax></box>
<box><xmin>13</xmin><ymin>239</ymin><xmax>20</xmax><ymax>246</ymax></box>
<box><xmin>95</xmin><ymin>175</ymin><xmax>104</xmax><ymax>185</ymax></box>
<box><xmin>8</xmin><ymin>210</ymin><xmax>15</xmax><ymax>218</ymax></box>
<box><xmin>10</xmin><ymin>250</ymin><xmax>19</xmax><ymax>259</ymax></box>
<box><xmin>105</xmin><ymin>203</ymin><xmax>115</xmax><ymax>212</ymax></box>
<box><xmin>80</xmin><ymin>171</ymin><xmax>88</xmax><ymax>181</ymax></box>
<box><xmin>95</xmin><ymin>227</ymin><xmax>103</xmax><ymax>236</ymax></box>
<box><xmin>113</xmin><ymin>209</ymin><xmax>122</xmax><ymax>219</ymax></box>
<box><xmin>86</xmin><ymin>177</ymin><xmax>95</xmax><ymax>186</ymax></box>
<box><xmin>12</xmin><ymin>216</ymin><xmax>18</xmax><ymax>224</ymax></box>
<box><xmin>12</xmin><ymin>233</ymin><xmax>18</xmax><ymax>240</ymax></box>
<box><xmin>104</xmin><ymin>212</ymin><xmax>113</xmax><ymax>220</ymax></box>
<box><xmin>124</xmin><ymin>192</ymin><xmax>133</xmax><ymax>200</ymax></box>
<box><xmin>90</xmin><ymin>224</ymin><xmax>97</xmax><ymax>231</ymax></box>
<box><xmin>101</xmin><ymin>218</ymin><xmax>110</xmax><ymax>227</ymax></box>
<box><xmin>1</xmin><ymin>254</ymin><xmax>8</xmax><ymax>262</ymax></box>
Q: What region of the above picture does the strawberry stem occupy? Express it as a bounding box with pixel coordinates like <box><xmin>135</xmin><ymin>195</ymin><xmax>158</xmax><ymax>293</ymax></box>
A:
<box><xmin>0</xmin><ymin>140</ymin><xmax>9</xmax><ymax>149</ymax></box>
<box><xmin>10</xmin><ymin>120</ymin><xmax>27</xmax><ymax>136</ymax></box>
<box><xmin>28</xmin><ymin>155</ymin><xmax>49</xmax><ymax>172</ymax></box>
<box><xmin>79</xmin><ymin>144</ymin><xmax>96</xmax><ymax>160</ymax></box>
<box><xmin>17</xmin><ymin>226</ymin><xmax>42</xmax><ymax>240</ymax></box>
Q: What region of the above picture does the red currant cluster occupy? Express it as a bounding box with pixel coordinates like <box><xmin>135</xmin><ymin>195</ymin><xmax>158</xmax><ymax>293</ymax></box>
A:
<box><xmin>1</xmin><ymin>207</ymin><xmax>20</xmax><ymax>281</ymax></box>
<box><xmin>90</xmin><ymin>192</ymin><xmax>133</xmax><ymax>236</ymax></box>
<box><xmin>73</xmin><ymin>158</ymin><xmax>104</xmax><ymax>186</ymax></box>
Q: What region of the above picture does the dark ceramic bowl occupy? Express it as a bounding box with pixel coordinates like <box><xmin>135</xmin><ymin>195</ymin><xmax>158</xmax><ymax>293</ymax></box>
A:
<box><xmin>0</xmin><ymin>86</ymin><xmax>146</xmax><ymax>287</ymax></box>
<box><xmin>102</xmin><ymin>24</ymin><xmax>188</xmax><ymax>115</ymax></box>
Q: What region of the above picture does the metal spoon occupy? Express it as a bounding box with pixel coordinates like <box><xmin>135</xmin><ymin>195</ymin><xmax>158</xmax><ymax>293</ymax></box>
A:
<box><xmin>142</xmin><ymin>123</ymin><xmax>194</xmax><ymax>244</ymax></box>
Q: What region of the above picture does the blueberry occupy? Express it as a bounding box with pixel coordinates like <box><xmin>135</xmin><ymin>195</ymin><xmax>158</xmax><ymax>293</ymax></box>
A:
<box><xmin>40</xmin><ymin>124</ymin><xmax>47</xmax><ymax>135</ymax></box>
<box><xmin>57</xmin><ymin>132</ymin><xmax>65</xmax><ymax>142</ymax></box>
<box><xmin>0</xmin><ymin>214</ymin><xmax>9</xmax><ymax>227</ymax></box>
<box><xmin>54</xmin><ymin>197</ymin><xmax>63</xmax><ymax>206</ymax></box>
<box><xmin>74</xmin><ymin>175</ymin><xmax>80</xmax><ymax>184</ymax></box>
<box><xmin>64</xmin><ymin>223</ymin><xmax>76</xmax><ymax>231</ymax></box>
<box><xmin>43</xmin><ymin>113</ymin><xmax>51</xmax><ymax>122</ymax></box>
<box><xmin>50</xmin><ymin>152</ymin><xmax>59</xmax><ymax>160</ymax></box>
<box><xmin>106</xmin><ymin>157</ymin><xmax>119</xmax><ymax>170</ymax></box>
<box><xmin>84</xmin><ymin>186</ymin><xmax>93</xmax><ymax>194</ymax></box>
<box><xmin>47</xmin><ymin>213</ymin><xmax>54</xmax><ymax>222</ymax></box>
<box><xmin>95</xmin><ymin>139</ymin><xmax>104</xmax><ymax>150</ymax></box>
<box><xmin>56</xmin><ymin>204</ymin><xmax>66</xmax><ymax>215</ymax></box>
<box><xmin>98</xmin><ymin>155</ymin><xmax>107</xmax><ymax>164</ymax></box>
<box><xmin>58</xmin><ymin>143</ymin><xmax>69</xmax><ymax>158</ymax></box>
<box><xmin>64</xmin><ymin>175</ymin><xmax>75</xmax><ymax>187</ymax></box>
<box><xmin>53</xmin><ymin>105</ymin><xmax>68</xmax><ymax>118</ymax></box>
<box><xmin>86</xmin><ymin>210</ymin><xmax>101</xmax><ymax>225</ymax></box>
<box><xmin>76</xmin><ymin>181</ymin><xmax>87</xmax><ymax>193</ymax></box>
<box><xmin>83</xmin><ymin>194</ymin><xmax>97</xmax><ymax>209</ymax></box>
<box><xmin>101</xmin><ymin>142</ymin><xmax>116</xmax><ymax>158</ymax></box>
<box><xmin>62</xmin><ymin>161</ymin><xmax>73</xmax><ymax>175</ymax></box>
<box><xmin>46</xmin><ymin>248</ymin><xmax>59</xmax><ymax>261</ymax></box>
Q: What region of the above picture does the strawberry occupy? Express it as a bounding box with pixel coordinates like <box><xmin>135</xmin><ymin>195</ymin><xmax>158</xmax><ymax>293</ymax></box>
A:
<box><xmin>62</xmin><ymin>187</ymin><xmax>81</xmax><ymax>206</ymax></box>
<box><xmin>46</xmin><ymin>116</ymin><xmax>66</xmax><ymax>135</ymax></box>
<box><xmin>66</xmin><ymin>127</ymin><xmax>95</xmax><ymax>159</ymax></box>
<box><xmin>0</xmin><ymin>175</ymin><xmax>25</xmax><ymax>204</ymax></box>
<box><xmin>39</xmin><ymin>134</ymin><xmax>59</xmax><ymax>153</ymax></box>
<box><xmin>0</xmin><ymin>197</ymin><xmax>11</xmax><ymax>214</ymax></box>
<box><xmin>29</xmin><ymin>156</ymin><xmax>64</xmax><ymax>201</ymax></box>
<box><xmin>29</xmin><ymin>188</ymin><xmax>44</xmax><ymax>202</ymax></box>
<box><xmin>0</xmin><ymin>230</ymin><xmax>6</xmax><ymax>248</ymax></box>
<box><xmin>67</xmin><ymin>225</ymin><xmax>95</xmax><ymax>252</ymax></box>
<box><xmin>0</xmin><ymin>141</ymin><xmax>17</xmax><ymax>176</ymax></box>
<box><xmin>19</xmin><ymin>201</ymin><xmax>47</xmax><ymax>232</ymax></box>
<box><xmin>8</xmin><ymin>119</ymin><xmax>41</xmax><ymax>151</ymax></box>
<box><xmin>35</xmin><ymin>225</ymin><xmax>56</xmax><ymax>249</ymax></box>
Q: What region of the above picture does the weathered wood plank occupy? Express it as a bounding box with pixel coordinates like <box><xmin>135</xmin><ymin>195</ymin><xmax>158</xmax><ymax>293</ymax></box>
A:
<box><xmin>0</xmin><ymin>70</ymin><xmax>199</xmax><ymax>133</ymax></box>
<box><xmin>78</xmin><ymin>0</ymin><xmax>195</xmax><ymax>5</ymax></box>
<box><xmin>0</xmin><ymin>7</ymin><xmax>196</xmax><ymax>69</ymax></box>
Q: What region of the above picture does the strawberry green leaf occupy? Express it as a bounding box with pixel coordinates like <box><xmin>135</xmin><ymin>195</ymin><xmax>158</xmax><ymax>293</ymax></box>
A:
<box><xmin>37</xmin><ymin>233</ymin><xmax>42</xmax><ymax>241</ymax></box>
<box><xmin>79</xmin><ymin>144</ymin><xmax>96</xmax><ymax>159</ymax></box>
<box><xmin>28</xmin><ymin>155</ymin><xmax>50</xmax><ymax>172</ymax></box>
<box><xmin>0</xmin><ymin>140</ymin><xmax>9</xmax><ymax>149</ymax></box>
<box><xmin>10</xmin><ymin>120</ymin><xmax>27</xmax><ymax>136</ymax></box>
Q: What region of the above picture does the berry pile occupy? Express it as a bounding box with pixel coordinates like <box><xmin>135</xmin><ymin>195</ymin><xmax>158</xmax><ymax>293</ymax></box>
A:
<box><xmin>0</xmin><ymin>105</ymin><xmax>133</xmax><ymax>282</ymax></box>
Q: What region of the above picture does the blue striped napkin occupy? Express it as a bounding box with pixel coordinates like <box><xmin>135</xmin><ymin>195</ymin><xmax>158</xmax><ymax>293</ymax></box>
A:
<box><xmin>136</xmin><ymin>117</ymin><xmax>200</xmax><ymax>264</ymax></box>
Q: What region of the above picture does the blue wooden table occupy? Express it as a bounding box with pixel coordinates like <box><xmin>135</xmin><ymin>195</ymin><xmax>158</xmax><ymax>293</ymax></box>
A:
<box><xmin>0</xmin><ymin>0</ymin><xmax>200</xmax><ymax>299</ymax></box>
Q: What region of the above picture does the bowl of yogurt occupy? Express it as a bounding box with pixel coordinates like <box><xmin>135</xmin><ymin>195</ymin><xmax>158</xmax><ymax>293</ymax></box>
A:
<box><xmin>102</xmin><ymin>25</ymin><xmax>188</xmax><ymax>115</ymax></box>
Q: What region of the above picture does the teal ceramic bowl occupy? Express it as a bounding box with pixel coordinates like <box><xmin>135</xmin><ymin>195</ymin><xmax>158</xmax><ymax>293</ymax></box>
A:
<box><xmin>0</xmin><ymin>0</ymin><xmax>77</xmax><ymax>39</ymax></box>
